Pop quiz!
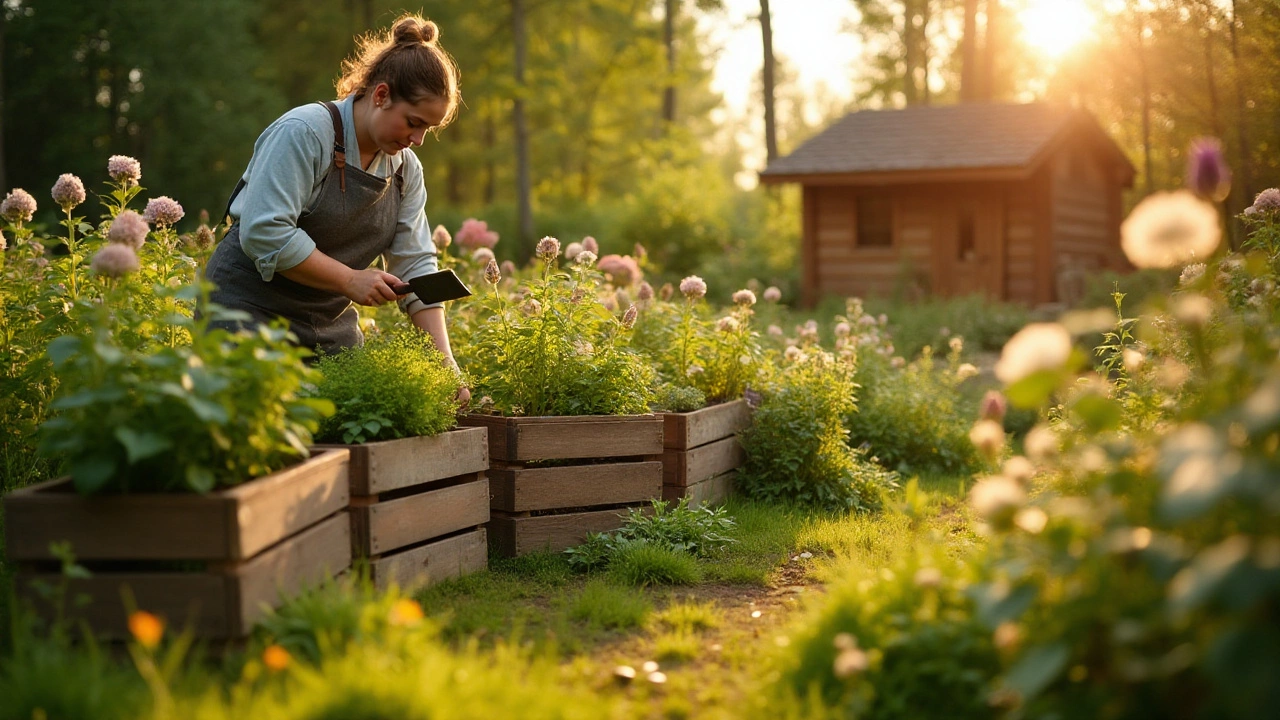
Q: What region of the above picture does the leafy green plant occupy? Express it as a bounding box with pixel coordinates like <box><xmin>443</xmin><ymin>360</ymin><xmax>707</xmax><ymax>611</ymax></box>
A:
<box><xmin>469</xmin><ymin>238</ymin><xmax>654</xmax><ymax>416</ymax></box>
<box><xmin>566</xmin><ymin>579</ymin><xmax>651</xmax><ymax>630</ymax></box>
<box><xmin>652</xmin><ymin>383</ymin><xmax>706</xmax><ymax>412</ymax></box>
<box><xmin>311</xmin><ymin>328</ymin><xmax>463</xmax><ymax>444</ymax></box>
<box><xmin>738</xmin><ymin>349</ymin><xmax>897</xmax><ymax>512</ymax></box>
<box><xmin>564</xmin><ymin>498</ymin><xmax>737</xmax><ymax>572</ymax></box>
<box><xmin>607</xmin><ymin>543</ymin><xmax>703</xmax><ymax>587</ymax></box>
<box><xmin>37</xmin><ymin>282</ymin><xmax>332</xmax><ymax>494</ymax></box>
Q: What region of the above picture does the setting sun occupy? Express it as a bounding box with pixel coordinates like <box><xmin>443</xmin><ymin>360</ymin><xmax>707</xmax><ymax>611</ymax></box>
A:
<box><xmin>1018</xmin><ymin>0</ymin><xmax>1097</xmax><ymax>58</ymax></box>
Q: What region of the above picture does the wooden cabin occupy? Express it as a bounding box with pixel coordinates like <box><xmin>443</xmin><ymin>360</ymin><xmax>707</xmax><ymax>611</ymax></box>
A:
<box><xmin>759</xmin><ymin>103</ymin><xmax>1136</xmax><ymax>307</ymax></box>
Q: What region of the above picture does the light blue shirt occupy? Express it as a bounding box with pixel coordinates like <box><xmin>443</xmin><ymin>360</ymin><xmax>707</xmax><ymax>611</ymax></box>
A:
<box><xmin>229</xmin><ymin>95</ymin><xmax>439</xmax><ymax>315</ymax></box>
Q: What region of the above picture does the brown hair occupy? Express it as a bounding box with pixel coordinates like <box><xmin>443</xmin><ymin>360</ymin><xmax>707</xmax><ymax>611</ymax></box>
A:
<box><xmin>335</xmin><ymin>14</ymin><xmax>461</xmax><ymax>132</ymax></box>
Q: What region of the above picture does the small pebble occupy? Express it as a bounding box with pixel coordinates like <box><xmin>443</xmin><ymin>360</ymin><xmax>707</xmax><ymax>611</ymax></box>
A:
<box><xmin>642</xmin><ymin>660</ymin><xmax>660</xmax><ymax>673</ymax></box>
<box><xmin>648</xmin><ymin>671</ymin><xmax>668</xmax><ymax>684</ymax></box>
<box><xmin>800</xmin><ymin>551</ymin><xmax>813</xmax><ymax>559</ymax></box>
<box><xmin>751</xmin><ymin>610</ymin><xmax>762</xmax><ymax>618</ymax></box>
<box><xmin>614</xmin><ymin>665</ymin><xmax>637</xmax><ymax>684</ymax></box>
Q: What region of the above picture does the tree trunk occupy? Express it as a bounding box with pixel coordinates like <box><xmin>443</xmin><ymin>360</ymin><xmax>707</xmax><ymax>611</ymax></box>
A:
<box><xmin>1137</xmin><ymin>12</ymin><xmax>1154</xmax><ymax>195</ymax></box>
<box><xmin>980</xmin><ymin>0</ymin><xmax>1001</xmax><ymax>100</ymax></box>
<box><xmin>960</xmin><ymin>0</ymin><xmax>978</xmax><ymax>101</ymax></box>
<box><xmin>446</xmin><ymin>120</ymin><xmax>464</xmax><ymax>206</ymax></box>
<box><xmin>1229</xmin><ymin>0</ymin><xmax>1252</xmax><ymax>204</ymax></box>
<box><xmin>921</xmin><ymin>0</ymin><xmax>932</xmax><ymax>104</ymax></box>
<box><xmin>512</xmin><ymin>0</ymin><xmax>535</xmax><ymax>260</ymax></box>
<box><xmin>484</xmin><ymin>106</ymin><xmax>496</xmax><ymax>205</ymax></box>
<box><xmin>903</xmin><ymin>0</ymin><xmax>920</xmax><ymax>105</ymax></box>
<box><xmin>662</xmin><ymin>0</ymin><xmax>677</xmax><ymax>126</ymax></box>
<box><xmin>760</xmin><ymin>0</ymin><xmax>777</xmax><ymax>163</ymax></box>
<box><xmin>0</xmin><ymin>10</ymin><xmax>7</xmax><ymax>196</ymax></box>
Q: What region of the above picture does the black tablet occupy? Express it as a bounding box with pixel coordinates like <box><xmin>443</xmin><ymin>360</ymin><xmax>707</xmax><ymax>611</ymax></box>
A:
<box><xmin>391</xmin><ymin>269</ymin><xmax>473</xmax><ymax>304</ymax></box>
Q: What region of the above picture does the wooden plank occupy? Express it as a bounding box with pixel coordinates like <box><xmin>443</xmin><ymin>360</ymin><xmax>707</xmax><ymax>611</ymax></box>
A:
<box><xmin>459</xmin><ymin>414</ymin><xmax>662</xmax><ymax>462</ymax></box>
<box><xmin>231</xmin><ymin>511</ymin><xmax>352</xmax><ymax>635</ymax></box>
<box><xmin>488</xmin><ymin>461</ymin><xmax>661</xmax><ymax>513</ymax></box>
<box><xmin>353</xmin><ymin>476</ymin><xmax>489</xmax><ymax>556</ymax></box>
<box><xmin>488</xmin><ymin>507</ymin><xmax>637</xmax><ymax>556</ymax></box>
<box><xmin>369</xmin><ymin>528</ymin><xmax>488</xmax><ymax>592</ymax></box>
<box><xmin>662</xmin><ymin>435</ymin><xmax>745</xmax><ymax>487</ymax></box>
<box><xmin>315</xmin><ymin>426</ymin><xmax>488</xmax><ymax>496</ymax></box>
<box><xmin>662</xmin><ymin>471</ymin><xmax>735</xmax><ymax>508</ymax></box>
<box><xmin>3</xmin><ymin>450</ymin><xmax>349</xmax><ymax>562</ymax></box>
<box><xmin>15</xmin><ymin>571</ymin><xmax>233</xmax><ymax>639</ymax></box>
<box><xmin>660</xmin><ymin>399</ymin><xmax>751</xmax><ymax>450</ymax></box>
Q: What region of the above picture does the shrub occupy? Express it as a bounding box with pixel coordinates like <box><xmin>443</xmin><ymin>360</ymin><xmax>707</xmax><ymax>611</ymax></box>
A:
<box><xmin>607</xmin><ymin>544</ymin><xmax>703</xmax><ymax>587</ymax></box>
<box><xmin>738</xmin><ymin>349</ymin><xmax>896</xmax><ymax>512</ymax></box>
<box><xmin>311</xmin><ymin>328</ymin><xmax>463</xmax><ymax>444</ymax></box>
<box><xmin>564</xmin><ymin>498</ymin><xmax>737</xmax><ymax>572</ymax></box>
<box><xmin>651</xmin><ymin>383</ymin><xmax>706</xmax><ymax>412</ymax></box>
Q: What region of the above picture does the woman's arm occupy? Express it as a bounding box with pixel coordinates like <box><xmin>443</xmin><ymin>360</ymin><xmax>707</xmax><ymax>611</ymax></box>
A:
<box><xmin>278</xmin><ymin>250</ymin><xmax>402</xmax><ymax>306</ymax></box>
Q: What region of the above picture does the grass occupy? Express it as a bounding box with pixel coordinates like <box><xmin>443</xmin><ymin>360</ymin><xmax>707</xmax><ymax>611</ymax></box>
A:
<box><xmin>0</xmin><ymin>477</ymin><xmax>978</xmax><ymax>719</ymax></box>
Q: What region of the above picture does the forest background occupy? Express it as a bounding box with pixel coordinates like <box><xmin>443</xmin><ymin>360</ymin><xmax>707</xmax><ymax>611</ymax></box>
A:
<box><xmin>2</xmin><ymin>0</ymin><xmax>1279</xmax><ymax>300</ymax></box>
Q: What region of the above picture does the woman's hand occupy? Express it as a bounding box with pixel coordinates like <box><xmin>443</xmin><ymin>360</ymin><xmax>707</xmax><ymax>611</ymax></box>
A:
<box><xmin>455</xmin><ymin>384</ymin><xmax>472</xmax><ymax>408</ymax></box>
<box><xmin>342</xmin><ymin>268</ymin><xmax>403</xmax><ymax>306</ymax></box>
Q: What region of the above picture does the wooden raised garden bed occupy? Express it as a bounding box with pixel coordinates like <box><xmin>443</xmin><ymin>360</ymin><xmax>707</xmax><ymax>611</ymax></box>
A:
<box><xmin>459</xmin><ymin>414</ymin><xmax>664</xmax><ymax>556</ymax></box>
<box><xmin>3</xmin><ymin>449</ymin><xmax>352</xmax><ymax>639</ymax></box>
<box><xmin>659</xmin><ymin>399</ymin><xmax>751</xmax><ymax>507</ymax></box>
<box><xmin>315</xmin><ymin>426</ymin><xmax>491</xmax><ymax>591</ymax></box>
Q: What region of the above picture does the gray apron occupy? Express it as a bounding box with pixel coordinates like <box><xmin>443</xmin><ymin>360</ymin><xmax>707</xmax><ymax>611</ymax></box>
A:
<box><xmin>204</xmin><ymin>101</ymin><xmax>404</xmax><ymax>356</ymax></box>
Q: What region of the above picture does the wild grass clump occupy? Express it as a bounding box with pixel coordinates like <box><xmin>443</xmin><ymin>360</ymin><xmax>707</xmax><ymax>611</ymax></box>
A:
<box><xmin>607</xmin><ymin>544</ymin><xmax>703</xmax><ymax>587</ymax></box>
<box><xmin>566</xmin><ymin>579</ymin><xmax>650</xmax><ymax>629</ymax></box>
<box><xmin>311</xmin><ymin>329</ymin><xmax>463</xmax><ymax>444</ymax></box>
<box><xmin>564</xmin><ymin>499</ymin><xmax>736</xmax><ymax>572</ymax></box>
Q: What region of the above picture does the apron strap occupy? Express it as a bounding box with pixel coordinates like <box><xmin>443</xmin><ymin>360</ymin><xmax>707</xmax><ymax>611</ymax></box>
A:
<box><xmin>319</xmin><ymin>101</ymin><xmax>347</xmax><ymax>193</ymax></box>
<box><xmin>219</xmin><ymin>178</ymin><xmax>247</xmax><ymax>229</ymax></box>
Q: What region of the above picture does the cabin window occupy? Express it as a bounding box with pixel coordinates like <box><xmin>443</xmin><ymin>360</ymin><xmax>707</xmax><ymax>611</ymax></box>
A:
<box><xmin>855</xmin><ymin>195</ymin><xmax>892</xmax><ymax>248</ymax></box>
<box><xmin>958</xmin><ymin>205</ymin><xmax>976</xmax><ymax>261</ymax></box>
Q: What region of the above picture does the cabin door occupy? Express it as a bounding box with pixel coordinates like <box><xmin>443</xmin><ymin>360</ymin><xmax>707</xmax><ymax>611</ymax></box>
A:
<box><xmin>946</xmin><ymin>196</ymin><xmax>1005</xmax><ymax>298</ymax></box>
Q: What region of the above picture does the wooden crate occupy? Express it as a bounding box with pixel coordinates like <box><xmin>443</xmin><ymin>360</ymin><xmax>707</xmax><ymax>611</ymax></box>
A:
<box><xmin>317</xmin><ymin>428</ymin><xmax>492</xmax><ymax>591</ymax></box>
<box><xmin>659</xmin><ymin>400</ymin><xmax>751</xmax><ymax>505</ymax></box>
<box><xmin>4</xmin><ymin>450</ymin><xmax>351</xmax><ymax>638</ymax></box>
<box><xmin>3</xmin><ymin>449</ymin><xmax>350</xmax><ymax>562</ymax></box>
<box><xmin>461</xmin><ymin>413</ymin><xmax>664</xmax><ymax>556</ymax></box>
<box><xmin>15</xmin><ymin>512</ymin><xmax>351</xmax><ymax>639</ymax></box>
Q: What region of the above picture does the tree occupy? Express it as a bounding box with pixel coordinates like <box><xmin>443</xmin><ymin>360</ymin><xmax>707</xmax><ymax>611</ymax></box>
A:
<box><xmin>511</xmin><ymin>0</ymin><xmax>534</xmax><ymax>259</ymax></box>
<box><xmin>760</xmin><ymin>0</ymin><xmax>778</xmax><ymax>163</ymax></box>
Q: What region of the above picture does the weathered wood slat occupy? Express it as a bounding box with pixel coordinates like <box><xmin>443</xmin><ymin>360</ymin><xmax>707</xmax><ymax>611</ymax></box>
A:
<box><xmin>488</xmin><ymin>507</ymin><xmax>638</xmax><ymax>556</ymax></box>
<box><xmin>660</xmin><ymin>399</ymin><xmax>752</xmax><ymax>450</ymax></box>
<box><xmin>459</xmin><ymin>414</ymin><xmax>662</xmax><ymax>462</ymax></box>
<box><xmin>314</xmin><ymin>426</ymin><xmax>488</xmax><ymax>495</ymax></box>
<box><xmin>663</xmin><ymin>471</ymin><xmax>735</xmax><ymax>507</ymax></box>
<box><xmin>350</xmin><ymin>476</ymin><xmax>489</xmax><ymax>556</ymax></box>
<box><xmin>488</xmin><ymin>461</ymin><xmax>661</xmax><ymax>513</ymax></box>
<box><xmin>3</xmin><ymin>450</ymin><xmax>349</xmax><ymax>562</ymax></box>
<box><xmin>662</xmin><ymin>435</ymin><xmax>745</xmax><ymax>487</ymax></box>
<box><xmin>15</xmin><ymin>511</ymin><xmax>351</xmax><ymax>639</ymax></box>
<box><xmin>368</xmin><ymin>528</ymin><xmax>488</xmax><ymax>592</ymax></box>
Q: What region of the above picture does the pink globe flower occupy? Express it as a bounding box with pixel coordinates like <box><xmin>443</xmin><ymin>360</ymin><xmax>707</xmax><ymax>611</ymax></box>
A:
<box><xmin>91</xmin><ymin>243</ymin><xmax>140</xmax><ymax>277</ymax></box>
<box><xmin>471</xmin><ymin>247</ymin><xmax>496</xmax><ymax>265</ymax></box>
<box><xmin>500</xmin><ymin>260</ymin><xmax>516</xmax><ymax>277</ymax></box>
<box><xmin>597</xmin><ymin>254</ymin><xmax>641</xmax><ymax>286</ymax></box>
<box><xmin>108</xmin><ymin>210</ymin><xmax>150</xmax><ymax>249</ymax></box>
<box><xmin>431</xmin><ymin>224</ymin><xmax>452</xmax><ymax>249</ymax></box>
<box><xmin>581</xmin><ymin>236</ymin><xmax>599</xmax><ymax>254</ymax></box>
<box><xmin>563</xmin><ymin>241</ymin><xmax>584</xmax><ymax>259</ymax></box>
<box><xmin>679</xmin><ymin>275</ymin><xmax>707</xmax><ymax>300</ymax></box>
<box><xmin>1</xmin><ymin>189</ymin><xmax>37</xmax><ymax>223</ymax></box>
<box><xmin>107</xmin><ymin>155</ymin><xmax>142</xmax><ymax>186</ymax></box>
<box><xmin>535</xmin><ymin>236</ymin><xmax>561</xmax><ymax>261</ymax></box>
<box><xmin>455</xmin><ymin>218</ymin><xmax>499</xmax><ymax>249</ymax></box>
<box><xmin>1251</xmin><ymin>188</ymin><xmax>1280</xmax><ymax>213</ymax></box>
<box><xmin>51</xmin><ymin>174</ymin><xmax>87</xmax><ymax>212</ymax></box>
<box><xmin>762</xmin><ymin>286</ymin><xmax>782</xmax><ymax>302</ymax></box>
<box><xmin>575</xmin><ymin>250</ymin><xmax>597</xmax><ymax>267</ymax></box>
<box><xmin>732</xmin><ymin>289</ymin><xmax>756</xmax><ymax>306</ymax></box>
<box><xmin>143</xmin><ymin>196</ymin><xmax>185</xmax><ymax>227</ymax></box>
<box><xmin>636</xmin><ymin>282</ymin><xmax>654</xmax><ymax>301</ymax></box>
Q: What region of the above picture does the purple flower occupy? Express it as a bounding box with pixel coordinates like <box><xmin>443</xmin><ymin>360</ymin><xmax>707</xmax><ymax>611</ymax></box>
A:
<box><xmin>535</xmin><ymin>236</ymin><xmax>561</xmax><ymax>261</ymax></box>
<box><xmin>142</xmin><ymin>196</ymin><xmax>184</xmax><ymax>227</ymax></box>
<box><xmin>581</xmin><ymin>236</ymin><xmax>599</xmax><ymax>254</ymax></box>
<box><xmin>637</xmin><ymin>282</ymin><xmax>654</xmax><ymax>301</ymax></box>
<box><xmin>1</xmin><ymin>189</ymin><xmax>37</xmax><ymax>223</ymax></box>
<box><xmin>91</xmin><ymin>243</ymin><xmax>140</xmax><ymax>277</ymax></box>
<box><xmin>621</xmin><ymin>304</ymin><xmax>638</xmax><ymax>329</ymax></box>
<box><xmin>471</xmin><ymin>247</ymin><xmax>495</xmax><ymax>265</ymax></box>
<box><xmin>1251</xmin><ymin>188</ymin><xmax>1280</xmax><ymax>213</ymax></box>
<box><xmin>500</xmin><ymin>260</ymin><xmax>516</xmax><ymax>277</ymax></box>
<box><xmin>598</xmin><ymin>254</ymin><xmax>641</xmax><ymax>286</ymax></box>
<box><xmin>51</xmin><ymin>174</ymin><xmax>87</xmax><ymax>212</ymax></box>
<box><xmin>679</xmin><ymin>275</ymin><xmax>707</xmax><ymax>300</ymax></box>
<box><xmin>456</xmin><ymin>218</ymin><xmax>499</xmax><ymax>249</ymax></box>
<box><xmin>107</xmin><ymin>155</ymin><xmax>142</xmax><ymax>186</ymax></box>
<box><xmin>108</xmin><ymin>210</ymin><xmax>150</xmax><ymax>249</ymax></box>
<box><xmin>763</xmin><ymin>286</ymin><xmax>782</xmax><ymax>302</ymax></box>
<box><xmin>1186</xmin><ymin>137</ymin><xmax>1231</xmax><ymax>202</ymax></box>
<box><xmin>484</xmin><ymin>258</ymin><xmax>501</xmax><ymax>285</ymax></box>
<box><xmin>431</xmin><ymin>224</ymin><xmax>452</xmax><ymax>249</ymax></box>
<box><xmin>563</xmin><ymin>241</ymin><xmax>584</xmax><ymax>259</ymax></box>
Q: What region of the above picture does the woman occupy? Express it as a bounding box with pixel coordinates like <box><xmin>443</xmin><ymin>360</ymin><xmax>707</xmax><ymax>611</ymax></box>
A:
<box><xmin>205</xmin><ymin>14</ymin><xmax>468</xmax><ymax>401</ymax></box>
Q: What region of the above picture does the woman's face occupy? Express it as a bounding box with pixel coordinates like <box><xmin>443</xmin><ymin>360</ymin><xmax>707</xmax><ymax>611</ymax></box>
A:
<box><xmin>369</xmin><ymin>86</ymin><xmax>450</xmax><ymax>156</ymax></box>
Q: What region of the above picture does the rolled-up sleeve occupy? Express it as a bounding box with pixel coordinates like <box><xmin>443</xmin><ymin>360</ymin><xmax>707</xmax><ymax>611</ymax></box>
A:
<box><xmin>383</xmin><ymin>153</ymin><xmax>441</xmax><ymax>316</ymax></box>
<box><xmin>234</xmin><ymin>119</ymin><xmax>327</xmax><ymax>281</ymax></box>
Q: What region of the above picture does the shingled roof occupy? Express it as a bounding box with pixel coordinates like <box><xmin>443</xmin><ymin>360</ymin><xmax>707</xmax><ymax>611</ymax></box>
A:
<box><xmin>760</xmin><ymin>102</ymin><xmax>1133</xmax><ymax>183</ymax></box>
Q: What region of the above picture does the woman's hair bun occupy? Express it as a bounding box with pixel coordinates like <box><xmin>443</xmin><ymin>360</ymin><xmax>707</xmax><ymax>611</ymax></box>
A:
<box><xmin>393</xmin><ymin>17</ymin><xmax>437</xmax><ymax>45</ymax></box>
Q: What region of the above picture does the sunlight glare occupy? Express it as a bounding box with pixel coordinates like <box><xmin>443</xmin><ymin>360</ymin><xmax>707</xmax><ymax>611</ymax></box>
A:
<box><xmin>1018</xmin><ymin>0</ymin><xmax>1096</xmax><ymax>59</ymax></box>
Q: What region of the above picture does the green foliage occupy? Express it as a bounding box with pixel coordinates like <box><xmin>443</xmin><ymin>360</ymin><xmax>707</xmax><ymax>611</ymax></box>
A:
<box><xmin>651</xmin><ymin>383</ymin><xmax>706</xmax><ymax>413</ymax></box>
<box><xmin>564</xmin><ymin>498</ymin><xmax>737</xmax><ymax>572</ymax></box>
<box><xmin>773</xmin><ymin>550</ymin><xmax>999</xmax><ymax>719</ymax></box>
<box><xmin>864</xmin><ymin>294</ymin><xmax>1030</xmax><ymax>359</ymax></box>
<box><xmin>311</xmin><ymin>328</ymin><xmax>463</xmax><ymax>444</ymax></box>
<box><xmin>606</xmin><ymin>544</ymin><xmax>704</xmax><ymax>587</ymax></box>
<box><xmin>566</xmin><ymin>579</ymin><xmax>651</xmax><ymax>630</ymax></box>
<box><xmin>738</xmin><ymin>349</ymin><xmax>896</xmax><ymax>512</ymax></box>
<box><xmin>37</xmin><ymin>283</ymin><xmax>331</xmax><ymax>494</ymax></box>
<box><xmin>469</xmin><ymin>252</ymin><xmax>654</xmax><ymax>416</ymax></box>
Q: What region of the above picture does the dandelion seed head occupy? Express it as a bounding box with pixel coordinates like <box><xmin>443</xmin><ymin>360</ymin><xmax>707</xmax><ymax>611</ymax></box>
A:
<box><xmin>1121</xmin><ymin>190</ymin><xmax>1221</xmax><ymax>269</ymax></box>
<box><xmin>51</xmin><ymin>174</ymin><xmax>86</xmax><ymax>211</ymax></box>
